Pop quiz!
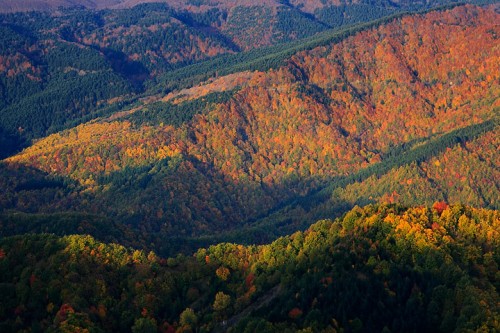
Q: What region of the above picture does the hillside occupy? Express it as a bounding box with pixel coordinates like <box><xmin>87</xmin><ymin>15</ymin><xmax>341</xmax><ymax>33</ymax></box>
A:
<box><xmin>0</xmin><ymin>3</ymin><xmax>499</xmax><ymax>332</ymax></box>
<box><xmin>0</xmin><ymin>4</ymin><xmax>238</xmax><ymax>156</ymax></box>
<box><xmin>1</xmin><ymin>205</ymin><xmax>498</xmax><ymax>332</ymax></box>
<box><xmin>2</xmin><ymin>5</ymin><xmax>498</xmax><ymax>254</ymax></box>
<box><xmin>0</xmin><ymin>0</ymin><xmax>480</xmax><ymax>14</ymax></box>
<box><xmin>0</xmin><ymin>1</ymin><xmax>368</xmax><ymax>155</ymax></box>
<box><xmin>0</xmin><ymin>1</ymin><xmax>495</xmax><ymax>159</ymax></box>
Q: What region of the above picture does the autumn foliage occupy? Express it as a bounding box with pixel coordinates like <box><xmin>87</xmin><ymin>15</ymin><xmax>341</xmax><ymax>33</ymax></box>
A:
<box><xmin>433</xmin><ymin>201</ymin><xmax>449</xmax><ymax>214</ymax></box>
<box><xmin>1</xmin><ymin>204</ymin><xmax>498</xmax><ymax>331</ymax></box>
<box><xmin>4</xmin><ymin>5</ymin><xmax>498</xmax><ymax>237</ymax></box>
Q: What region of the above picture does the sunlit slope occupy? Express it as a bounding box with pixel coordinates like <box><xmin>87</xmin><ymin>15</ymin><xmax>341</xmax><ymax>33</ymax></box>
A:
<box><xmin>4</xmin><ymin>5</ymin><xmax>500</xmax><ymax>237</ymax></box>
<box><xmin>0</xmin><ymin>204</ymin><xmax>498</xmax><ymax>332</ymax></box>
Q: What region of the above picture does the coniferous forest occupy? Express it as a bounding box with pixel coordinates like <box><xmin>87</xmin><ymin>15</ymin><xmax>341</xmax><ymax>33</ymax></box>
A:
<box><xmin>0</xmin><ymin>1</ymin><xmax>499</xmax><ymax>332</ymax></box>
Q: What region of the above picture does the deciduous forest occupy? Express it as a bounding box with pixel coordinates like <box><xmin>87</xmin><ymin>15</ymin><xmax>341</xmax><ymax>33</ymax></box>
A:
<box><xmin>0</xmin><ymin>1</ymin><xmax>499</xmax><ymax>332</ymax></box>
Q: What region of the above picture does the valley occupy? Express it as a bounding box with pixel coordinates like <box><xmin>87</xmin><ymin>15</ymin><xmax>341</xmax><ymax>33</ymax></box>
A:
<box><xmin>0</xmin><ymin>2</ymin><xmax>499</xmax><ymax>332</ymax></box>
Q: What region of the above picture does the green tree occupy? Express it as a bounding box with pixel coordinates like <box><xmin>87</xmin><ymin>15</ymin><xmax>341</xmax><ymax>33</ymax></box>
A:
<box><xmin>131</xmin><ymin>317</ymin><xmax>157</xmax><ymax>333</ymax></box>
<box><xmin>179</xmin><ymin>308</ymin><xmax>198</xmax><ymax>331</ymax></box>
<box><xmin>213</xmin><ymin>291</ymin><xmax>231</xmax><ymax>312</ymax></box>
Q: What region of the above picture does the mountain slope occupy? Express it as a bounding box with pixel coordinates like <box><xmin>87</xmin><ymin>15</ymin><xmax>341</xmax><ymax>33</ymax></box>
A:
<box><xmin>0</xmin><ymin>4</ymin><xmax>239</xmax><ymax>155</ymax></box>
<box><xmin>0</xmin><ymin>1</ymin><xmax>495</xmax><ymax>158</ymax></box>
<box><xmin>1</xmin><ymin>205</ymin><xmax>498</xmax><ymax>332</ymax></box>
<box><xmin>3</xmin><ymin>5</ymin><xmax>498</xmax><ymax>246</ymax></box>
<box><xmin>0</xmin><ymin>0</ymin><xmax>483</xmax><ymax>13</ymax></box>
<box><xmin>0</xmin><ymin>5</ymin><xmax>499</xmax><ymax>331</ymax></box>
<box><xmin>123</xmin><ymin>0</ymin><xmax>455</xmax><ymax>13</ymax></box>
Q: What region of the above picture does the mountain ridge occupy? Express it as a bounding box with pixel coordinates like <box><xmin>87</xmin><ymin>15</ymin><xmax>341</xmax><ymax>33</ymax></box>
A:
<box><xmin>1</xmin><ymin>4</ymin><xmax>498</xmax><ymax>254</ymax></box>
<box><xmin>0</xmin><ymin>4</ymin><xmax>499</xmax><ymax>330</ymax></box>
<box><xmin>0</xmin><ymin>0</ymin><xmax>478</xmax><ymax>13</ymax></box>
<box><xmin>1</xmin><ymin>1</ymin><xmax>496</xmax><ymax>159</ymax></box>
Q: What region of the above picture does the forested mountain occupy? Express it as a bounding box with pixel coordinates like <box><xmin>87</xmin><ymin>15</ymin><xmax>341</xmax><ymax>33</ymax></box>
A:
<box><xmin>2</xmin><ymin>4</ymin><xmax>498</xmax><ymax>253</ymax></box>
<box><xmin>0</xmin><ymin>3</ymin><xmax>499</xmax><ymax>332</ymax></box>
<box><xmin>1</xmin><ymin>205</ymin><xmax>498</xmax><ymax>332</ymax></box>
<box><xmin>0</xmin><ymin>4</ymin><xmax>237</xmax><ymax>157</ymax></box>
<box><xmin>0</xmin><ymin>0</ymin><xmax>494</xmax><ymax>158</ymax></box>
<box><xmin>0</xmin><ymin>0</ymin><xmax>486</xmax><ymax>14</ymax></box>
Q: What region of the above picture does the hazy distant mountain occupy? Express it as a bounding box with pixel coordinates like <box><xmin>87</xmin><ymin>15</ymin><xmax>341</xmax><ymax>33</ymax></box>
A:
<box><xmin>0</xmin><ymin>0</ymin><xmax>483</xmax><ymax>14</ymax></box>
<box><xmin>0</xmin><ymin>0</ymin><xmax>123</xmax><ymax>12</ymax></box>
